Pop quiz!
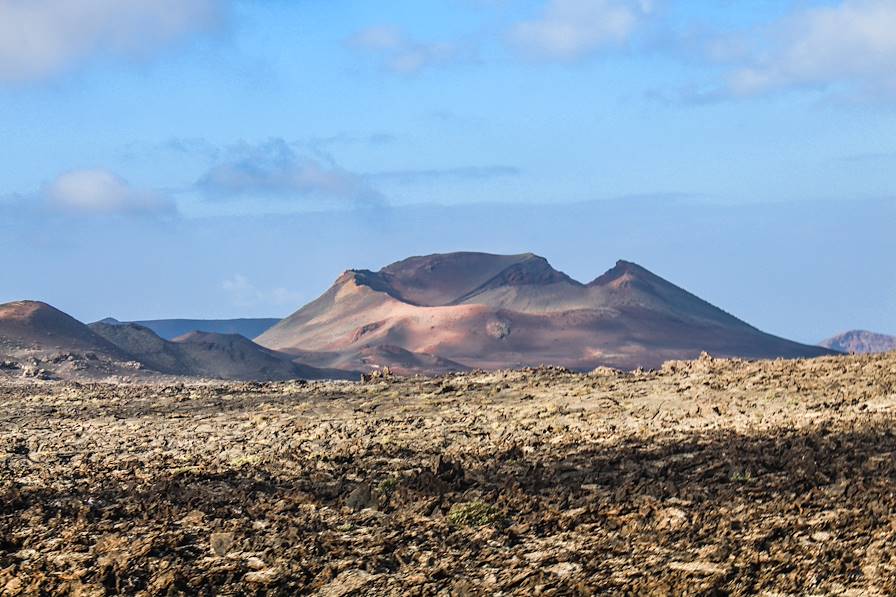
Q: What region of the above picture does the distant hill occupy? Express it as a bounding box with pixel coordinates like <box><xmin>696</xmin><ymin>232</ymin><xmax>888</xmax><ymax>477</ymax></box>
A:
<box><xmin>0</xmin><ymin>301</ymin><xmax>353</xmax><ymax>381</ymax></box>
<box><xmin>96</xmin><ymin>317</ymin><xmax>280</xmax><ymax>340</ymax></box>
<box><xmin>169</xmin><ymin>331</ymin><xmax>355</xmax><ymax>381</ymax></box>
<box><xmin>1</xmin><ymin>302</ymin><xmax>126</xmax><ymax>355</ymax></box>
<box><xmin>88</xmin><ymin>323</ymin><xmax>356</xmax><ymax>381</ymax></box>
<box><xmin>820</xmin><ymin>330</ymin><xmax>896</xmax><ymax>354</ymax></box>
<box><xmin>0</xmin><ymin>301</ymin><xmax>143</xmax><ymax>378</ymax></box>
<box><xmin>256</xmin><ymin>252</ymin><xmax>836</xmax><ymax>373</ymax></box>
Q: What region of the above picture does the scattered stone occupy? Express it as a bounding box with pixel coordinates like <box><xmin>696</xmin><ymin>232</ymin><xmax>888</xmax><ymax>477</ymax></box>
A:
<box><xmin>656</xmin><ymin>507</ymin><xmax>688</xmax><ymax>531</ymax></box>
<box><xmin>0</xmin><ymin>353</ymin><xmax>894</xmax><ymax>594</ymax></box>
<box><xmin>668</xmin><ymin>561</ymin><xmax>729</xmax><ymax>576</ymax></box>
<box><xmin>318</xmin><ymin>570</ymin><xmax>376</xmax><ymax>597</ymax></box>
<box><xmin>361</xmin><ymin>367</ymin><xmax>393</xmax><ymax>383</ymax></box>
<box><xmin>20</xmin><ymin>366</ymin><xmax>56</xmax><ymax>380</ymax></box>
<box><xmin>591</xmin><ymin>366</ymin><xmax>624</xmax><ymax>377</ymax></box>
<box><xmin>210</xmin><ymin>533</ymin><xmax>235</xmax><ymax>557</ymax></box>
<box><xmin>149</xmin><ymin>571</ymin><xmax>176</xmax><ymax>593</ymax></box>
<box><xmin>2</xmin><ymin>576</ymin><xmax>23</xmax><ymax>595</ymax></box>
<box><xmin>243</xmin><ymin>568</ymin><xmax>281</xmax><ymax>585</ymax></box>
<box><xmin>547</xmin><ymin>562</ymin><xmax>581</xmax><ymax>578</ymax></box>
<box><xmin>345</xmin><ymin>483</ymin><xmax>376</xmax><ymax>512</ymax></box>
<box><xmin>433</xmin><ymin>454</ymin><xmax>464</xmax><ymax>483</ymax></box>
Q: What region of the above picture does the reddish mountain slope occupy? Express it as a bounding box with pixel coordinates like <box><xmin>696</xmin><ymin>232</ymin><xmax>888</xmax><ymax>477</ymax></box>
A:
<box><xmin>256</xmin><ymin>252</ymin><xmax>835</xmax><ymax>372</ymax></box>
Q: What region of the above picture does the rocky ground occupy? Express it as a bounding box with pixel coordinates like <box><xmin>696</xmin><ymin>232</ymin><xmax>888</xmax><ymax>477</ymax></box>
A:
<box><xmin>1</xmin><ymin>352</ymin><xmax>895</xmax><ymax>595</ymax></box>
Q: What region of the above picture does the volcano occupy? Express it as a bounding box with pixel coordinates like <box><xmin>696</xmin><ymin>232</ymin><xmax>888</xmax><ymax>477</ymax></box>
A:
<box><xmin>256</xmin><ymin>252</ymin><xmax>835</xmax><ymax>373</ymax></box>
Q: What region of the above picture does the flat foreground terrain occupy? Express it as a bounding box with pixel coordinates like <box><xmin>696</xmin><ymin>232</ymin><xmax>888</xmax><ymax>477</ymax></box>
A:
<box><xmin>2</xmin><ymin>354</ymin><xmax>895</xmax><ymax>595</ymax></box>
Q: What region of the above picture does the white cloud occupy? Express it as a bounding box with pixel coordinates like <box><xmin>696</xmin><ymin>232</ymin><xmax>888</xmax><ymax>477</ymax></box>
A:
<box><xmin>44</xmin><ymin>169</ymin><xmax>176</xmax><ymax>215</ymax></box>
<box><xmin>509</xmin><ymin>0</ymin><xmax>654</xmax><ymax>60</ymax></box>
<box><xmin>0</xmin><ymin>0</ymin><xmax>226</xmax><ymax>83</ymax></box>
<box><xmin>196</xmin><ymin>138</ymin><xmax>384</xmax><ymax>205</ymax></box>
<box><xmin>348</xmin><ymin>26</ymin><xmax>478</xmax><ymax>75</ymax></box>
<box><xmin>726</xmin><ymin>0</ymin><xmax>896</xmax><ymax>97</ymax></box>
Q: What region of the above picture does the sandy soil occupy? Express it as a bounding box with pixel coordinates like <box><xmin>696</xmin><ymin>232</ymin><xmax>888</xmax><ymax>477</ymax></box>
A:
<box><xmin>1</xmin><ymin>352</ymin><xmax>895</xmax><ymax>595</ymax></box>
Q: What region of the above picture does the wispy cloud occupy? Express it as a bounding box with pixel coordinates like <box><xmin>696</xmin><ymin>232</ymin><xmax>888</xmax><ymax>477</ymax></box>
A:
<box><xmin>196</xmin><ymin>138</ymin><xmax>385</xmax><ymax>205</ymax></box>
<box><xmin>508</xmin><ymin>0</ymin><xmax>655</xmax><ymax>61</ymax></box>
<box><xmin>347</xmin><ymin>26</ymin><xmax>478</xmax><ymax>75</ymax></box>
<box><xmin>0</xmin><ymin>0</ymin><xmax>227</xmax><ymax>84</ymax></box>
<box><xmin>162</xmin><ymin>137</ymin><xmax>222</xmax><ymax>161</ymax></box>
<box><xmin>668</xmin><ymin>0</ymin><xmax>896</xmax><ymax>100</ymax></box>
<box><xmin>121</xmin><ymin>133</ymin><xmax>395</xmax><ymax>165</ymax></box>
<box><xmin>43</xmin><ymin>169</ymin><xmax>176</xmax><ymax>215</ymax></box>
<box><xmin>371</xmin><ymin>165</ymin><xmax>520</xmax><ymax>185</ymax></box>
<box><xmin>727</xmin><ymin>1</ymin><xmax>896</xmax><ymax>97</ymax></box>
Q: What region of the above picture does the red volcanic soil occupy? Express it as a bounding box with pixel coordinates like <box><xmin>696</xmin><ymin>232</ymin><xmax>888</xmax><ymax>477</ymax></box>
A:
<box><xmin>256</xmin><ymin>252</ymin><xmax>834</xmax><ymax>373</ymax></box>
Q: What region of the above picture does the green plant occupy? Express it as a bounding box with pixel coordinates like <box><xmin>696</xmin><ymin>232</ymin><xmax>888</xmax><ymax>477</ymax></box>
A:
<box><xmin>730</xmin><ymin>470</ymin><xmax>753</xmax><ymax>483</ymax></box>
<box><xmin>447</xmin><ymin>501</ymin><xmax>500</xmax><ymax>527</ymax></box>
<box><xmin>377</xmin><ymin>476</ymin><xmax>399</xmax><ymax>495</ymax></box>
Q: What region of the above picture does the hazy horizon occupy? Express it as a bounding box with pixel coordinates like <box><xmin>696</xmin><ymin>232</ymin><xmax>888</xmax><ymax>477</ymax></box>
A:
<box><xmin>3</xmin><ymin>194</ymin><xmax>893</xmax><ymax>344</ymax></box>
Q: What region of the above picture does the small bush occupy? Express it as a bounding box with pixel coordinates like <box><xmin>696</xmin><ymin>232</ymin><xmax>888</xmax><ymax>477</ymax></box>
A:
<box><xmin>377</xmin><ymin>476</ymin><xmax>399</xmax><ymax>495</ymax></box>
<box><xmin>730</xmin><ymin>470</ymin><xmax>753</xmax><ymax>483</ymax></box>
<box><xmin>447</xmin><ymin>501</ymin><xmax>500</xmax><ymax>528</ymax></box>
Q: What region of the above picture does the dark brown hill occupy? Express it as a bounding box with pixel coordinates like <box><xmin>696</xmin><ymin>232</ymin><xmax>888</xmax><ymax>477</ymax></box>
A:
<box><xmin>89</xmin><ymin>322</ymin><xmax>356</xmax><ymax>381</ymax></box>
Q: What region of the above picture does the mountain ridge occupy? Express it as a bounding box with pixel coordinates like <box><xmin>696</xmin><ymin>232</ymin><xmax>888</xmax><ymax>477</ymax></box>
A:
<box><xmin>256</xmin><ymin>252</ymin><xmax>834</xmax><ymax>373</ymax></box>
<box><xmin>94</xmin><ymin>317</ymin><xmax>280</xmax><ymax>341</ymax></box>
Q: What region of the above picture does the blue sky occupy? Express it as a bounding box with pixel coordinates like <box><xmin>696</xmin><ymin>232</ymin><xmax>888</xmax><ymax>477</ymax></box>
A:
<box><xmin>1</xmin><ymin>0</ymin><xmax>894</xmax><ymax>341</ymax></box>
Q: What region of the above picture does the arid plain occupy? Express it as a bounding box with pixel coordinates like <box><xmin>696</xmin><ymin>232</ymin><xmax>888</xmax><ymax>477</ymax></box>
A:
<box><xmin>2</xmin><ymin>351</ymin><xmax>895</xmax><ymax>595</ymax></box>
